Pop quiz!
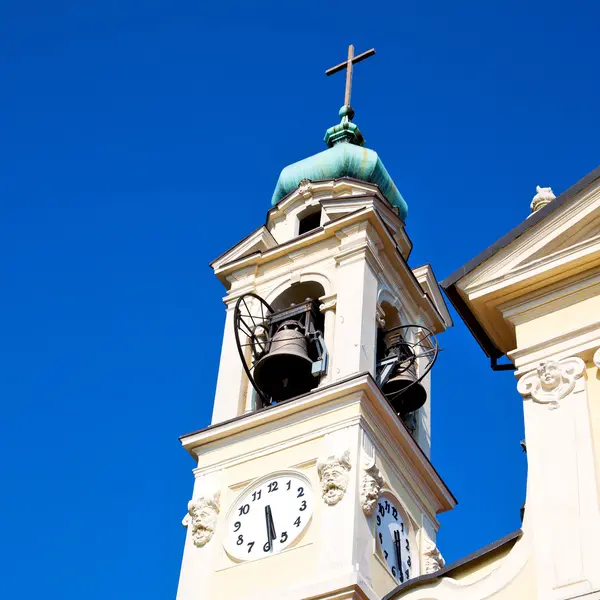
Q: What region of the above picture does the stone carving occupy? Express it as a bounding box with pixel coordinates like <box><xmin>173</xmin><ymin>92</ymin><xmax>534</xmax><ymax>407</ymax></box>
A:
<box><xmin>297</xmin><ymin>179</ymin><xmax>313</xmax><ymax>197</ymax></box>
<box><xmin>423</xmin><ymin>538</ymin><xmax>445</xmax><ymax>574</ymax></box>
<box><xmin>530</xmin><ymin>185</ymin><xmax>556</xmax><ymax>214</ymax></box>
<box><xmin>360</xmin><ymin>457</ymin><xmax>384</xmax><ymax>515</ymax></box>
<box><xmin>317</xmin><ymin>450</ymin><xmax>352</xmax><ymax>506</ymax></box>
<box><xmin>517</xmin><ymin>358</ymin><xmax>585</xmax><ymax>409</ymax></box>
<box><xmin>182</xmin><ymin>490</ymin><xmax>220</xmax><ymax>548</ymax></box>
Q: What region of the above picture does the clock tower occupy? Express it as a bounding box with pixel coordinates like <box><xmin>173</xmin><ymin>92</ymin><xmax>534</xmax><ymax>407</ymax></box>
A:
<box><xmin>176</xmin><ymin>47</ymin><xmax>456</xmax><ymax>600</ymax></box>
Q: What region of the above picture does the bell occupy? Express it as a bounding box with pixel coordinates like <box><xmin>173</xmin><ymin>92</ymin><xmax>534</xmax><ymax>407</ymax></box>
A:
<box><xmin>382</xmin><ymin>363</ymin><xmax>428</xmax><ymax>416</ymax></box>
<box><xmin>253</xmin><ymin>324</ymin><xmax>314</xmax><ymax>402</ymax></box>
<box><xmin>381</xmin><ymin>328</ymin><xmax>427</xmax><ymax>416</ymax></box>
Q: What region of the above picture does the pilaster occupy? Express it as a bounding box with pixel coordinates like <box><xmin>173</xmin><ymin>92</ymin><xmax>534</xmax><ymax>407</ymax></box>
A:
<box><xmin>517</xmin><ymin>356</ymin><xmax>600</xmax><ymax>600</ymax></box>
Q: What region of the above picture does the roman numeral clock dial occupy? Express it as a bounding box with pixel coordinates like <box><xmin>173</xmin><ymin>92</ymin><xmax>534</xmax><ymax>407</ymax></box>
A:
<box><xmin>375</xmin><ymin>497</ymin><xmax>413</xmax><ymax>584</ymax></box>
<box><xmin>224</xmin><ymin>472</ymin><xmax>313</xmax><ymax>561</ymax></box>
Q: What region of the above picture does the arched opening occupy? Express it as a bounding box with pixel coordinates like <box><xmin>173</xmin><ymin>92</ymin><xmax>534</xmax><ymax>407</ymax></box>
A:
<box><xmin>253</xmin><ymin>281</ymin><xmax>326</xmax><ymax>400</ymax></box>
<box><xmin>271</xmin><ymin>281</ymin><xmax>326</xmax><ymax>313</ymax></box>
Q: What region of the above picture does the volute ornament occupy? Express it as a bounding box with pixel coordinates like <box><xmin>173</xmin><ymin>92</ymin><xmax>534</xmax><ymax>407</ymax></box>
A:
<box><xmin>360</xmin><ymin>457</ymin><xmax>384</xmax><ymax>516</ymax></box>
<box><xmin>317</xmin><ymin>449</ymin><xmax>352</xmax><ymax>506</ymax></box>
<box><xmin>182</xmin><ymin>490</ymin><xmax>221</xmax><ymax>548</ymax></box>
<box><xmin>423</xmin><ymin>538</ymin><xmax>445</xmax><ymax>574</ymax></box>
<box><xmin>517</xmin><ymin>358</ymin><xmax>585</xmax><ymax>409</ymax></box>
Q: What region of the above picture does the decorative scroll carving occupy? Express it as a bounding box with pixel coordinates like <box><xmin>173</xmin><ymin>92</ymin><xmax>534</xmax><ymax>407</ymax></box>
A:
<box><xmin>517</xmin><ymin>358</ymin><xmax>585</xmax><ymax>409</ymax></box>
<box><xmin>182</xmin><ymin>490</ymin><xmax>220</xmax><ymax>548</ymax></box>
<box><xmin>317</xmin><ymin>449</ymin><xmax>352</xmax><ymax>506</ymax></box>
<box><xmin>423</xmin><ymin>538</ymin><xmax>445</xmax><ymax>574</ymax></box>
<box><xmin>360</xmin><ymin>457</ymin><xmax>384</xmax><ymax>515</ymax></box>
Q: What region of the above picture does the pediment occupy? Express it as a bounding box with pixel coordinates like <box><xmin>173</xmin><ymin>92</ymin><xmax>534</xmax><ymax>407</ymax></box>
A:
<box><xmin>461</xmin><ymin>179</ymin><xmax>600</xmax><ymax>298</ymax></box>
<box><xmin>210</xmin><ymin>226</ymin><xmax>278</xmax><ymax>271</ymax></box>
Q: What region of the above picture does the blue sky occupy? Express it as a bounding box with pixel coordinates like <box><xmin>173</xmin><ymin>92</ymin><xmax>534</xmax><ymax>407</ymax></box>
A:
<box><xmin>1</xmin><ymin>1</ymin><xmax>598</xmax><ymax>597</ymax></box>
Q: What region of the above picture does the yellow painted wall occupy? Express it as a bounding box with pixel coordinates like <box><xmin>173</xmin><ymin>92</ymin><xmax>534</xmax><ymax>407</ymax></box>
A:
<box><xmin>515</xmin><ymin>295</ymin><xmax>600</xmax><ymax>348</ymax></box>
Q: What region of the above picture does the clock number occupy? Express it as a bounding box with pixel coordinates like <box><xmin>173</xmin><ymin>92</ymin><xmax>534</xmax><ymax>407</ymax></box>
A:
<box><xmin>392</xmin><ymin>566</ymin><xmax>397</xmax><ymax>577</ymax></box>
<box><xmin>238</xmin><ymin>504</ymin><xmax>250</xmax><ymax>516</ymax></box>
<box><xmin>392</xmin><ymin>507</ymin><xmax>398</xmax><ymax>520</ymax></box>
<box><xmin>252</xmin><ymin>490</ymin><xmax>262</xmax><ymax>502</ymax></box>
<box><xmin>236</xmin><ymin>534</ymin><xmax>244</xmax><ymax>545</ymax></box>
<box><xmin>378</xmin><ymin>532</ymin><xmax>383</xmax><ymax>544</ymax></box>
<box><xmin>234</xmin><ymin>520</ymin><xmax>241</xmax><ymax>532</ymax></box>
<box><xmin>286</xmin><ymin>480</ymin><xmax>291</xmax><ymax>490</ymax></box>
<box><xmin>294</xmin><ymin>516</ymin><xmax>301</xmax><ymax>527</ymax></box>
<box><xmin>268</xmin><ymin>481</ymin><xmax>278</xmax><ymax>493</ymax></box>
<box><xmin>407</xmin><ymin>556</ymin><xmax>411</xmax><ymax>567</ymax></box>
<box><xmin>384</xmin><ymin>550</ymin><xmax>388</xmax><ymax>560</ymax></box>
<box><xmin>405</xmin><ymin>569</ymin><xmax>410</xmax><ymax>580</ymax></box>
<box><xmin>399</xmin><ymin>570</ymin><xmax>404</xmax><ymax>583</ymax></box>
<box><xmin>297</xmin><ymin>487</ymin><xmax>304</xmax><ymax>498</ymax></box>
<box><xmin>280</xmin><ymin>531</ymin><xmax>288</xmax><ymax>543</ymax></box>
<box><xmin>263</xmin><ymin>541</ymin><xmax>271</xmax><ymax>552</ymax></box>
<box><xmin>378</xmin><ymin>503</ymin><xmax>385</xmax><ymax>517</ymax></box>
<box><xmin>401</xmin><ymin>523</ymin><xmax>404</xmax><ymax>533</ymax></box>
<box><xmin>247</xmin><ymin>541</ymin><xmax>254</xmax><ymax>553</ymax></box>
<box><xmin>299</xmin><ymin>500</ymin><xmax>307</xmax><ymax>512</ymax></box>
<box><xmin>405</xmin><ymin>539</ymin><xmax>410</xmax><ymax>551</ymax></box>
<box><xmin>376</xmin><ymin>515</ymin><xmax>381</xmax><ymax>526</ymax></box>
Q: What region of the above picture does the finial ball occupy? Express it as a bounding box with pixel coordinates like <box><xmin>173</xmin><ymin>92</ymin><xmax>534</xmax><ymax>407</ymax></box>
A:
<box><xmin>339</xmin><ymin>105</ymin><xmax>355</xmax><ymax>120</ymax></box>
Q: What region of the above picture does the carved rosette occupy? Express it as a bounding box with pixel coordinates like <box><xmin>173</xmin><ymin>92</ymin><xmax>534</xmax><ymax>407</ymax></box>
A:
<box><xmin>423</xmin><ymin>538</ymin><xmax>445</xmax><ymax>574</ymax></box>
<box><xmin>360</xmin><ymin>457</ymin><xmax>384</xmax><ymax>516</ymax></box>
<box><xmin>317</xmin><ymin>450</ymin><xmax>352</xmax><ymax>506</ymax></box>
<box><xmin>517</xmin><ymin>357</ymin><xmax>585</xmax><ymax>409</ymax></box>
<box><xmin>182</xmin><ymin>490</ymin><xmax>221</xmax><ymax>548</ymax></box>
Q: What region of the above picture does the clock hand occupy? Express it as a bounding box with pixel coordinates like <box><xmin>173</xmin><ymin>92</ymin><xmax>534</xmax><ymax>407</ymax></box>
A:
<box><xmin>393</xmin><ymin>530</ymin><xmax>403</xmax><ymax>582</ymax></box>
<box><xmin>264</xmin><ymin>506</ymin><xmax>272</xmax><ymax>549</ymax></box>
<box><xmin>265</xmin><ymin>505</ymin><xmax>276</xmax><ymax>551</ymax></box>
<box><xmin>267</xmin><ymin>505</ymin><xmax>276</xmax><ymax>541</ymax></box>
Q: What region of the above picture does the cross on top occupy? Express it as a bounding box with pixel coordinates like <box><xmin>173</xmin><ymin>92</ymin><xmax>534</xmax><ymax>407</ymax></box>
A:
<box><xmin>326</xmin><ymin>44</ymin><xmax>376</xmax><ymax>108</ymax></box>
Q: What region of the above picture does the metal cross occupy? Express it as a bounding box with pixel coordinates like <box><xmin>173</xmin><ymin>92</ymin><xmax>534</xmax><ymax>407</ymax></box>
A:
<box><xmin>326</xmin><ymin>44</ymin><xmax>376</xmax><ymax>108</ymax></box>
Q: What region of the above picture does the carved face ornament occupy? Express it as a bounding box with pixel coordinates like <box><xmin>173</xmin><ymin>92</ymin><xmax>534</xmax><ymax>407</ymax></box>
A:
<box><xmin>317</xmin><ymin>450</ymin><xmax>351</xmax><ymax>506</ymax></box>
<box><xmin>184</xmin><ymin>494</ymin><xmax>220</xmax><ymax>548</ymax></box>
<box><xmin>538</xmin><ymin>362</ymin><xmax>561</xmax><ymax>391</ymax></box>
<box><xmin>517</xmin><ymin>358</ymin><xmax>585</xmax><ymax>410</ymax></box>
<box><xmin>320</xmin><ymin>462</ymin><xmax>348</xmax><ymax>504</ymax></box>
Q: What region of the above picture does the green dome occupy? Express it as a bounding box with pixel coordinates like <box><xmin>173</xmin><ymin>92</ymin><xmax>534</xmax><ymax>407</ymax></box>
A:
<box><xmin>270</xmin><ymin>107</ymin><xmax>408</xmax><ymax>221</ymax></box>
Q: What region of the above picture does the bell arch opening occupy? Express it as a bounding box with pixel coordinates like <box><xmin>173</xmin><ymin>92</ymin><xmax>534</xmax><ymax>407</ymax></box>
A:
<box><xmin>252</xmin><ymin>281</ymin><xmax>326</xmax><ymax>402</ymax></box>
<box><xmin>271</xmin><ymin>281</ymin><xmax>326</xmax><ymax>313</ymax></box>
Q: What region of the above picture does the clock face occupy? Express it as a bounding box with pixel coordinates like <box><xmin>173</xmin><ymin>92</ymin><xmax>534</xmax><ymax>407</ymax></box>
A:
<box><xmin>224</xmin><ymin>472</ymin><xmax>313</xmax><ymax>561</ymax></box>
<box><xmin>375</xmin><ymin>496</ymin><xmax>413</xmax><ymax>584</ymax></box>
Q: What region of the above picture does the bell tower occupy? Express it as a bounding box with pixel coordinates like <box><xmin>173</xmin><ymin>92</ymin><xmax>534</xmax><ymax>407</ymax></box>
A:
<box><xmin>176</xmin><ymin>47</ymin><xmax>456</xmax><ymax>600</ymax></box>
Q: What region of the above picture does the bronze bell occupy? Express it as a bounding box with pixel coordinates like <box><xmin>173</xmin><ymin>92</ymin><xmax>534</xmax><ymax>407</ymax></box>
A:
<box><xmin>253</xmin><ymin>323</ymin><xmax>314</xmax><ymax>402</ymax></box>
<box><xmin>381</xmin><ymin>329</ymin><xmax>428</xmax><ymax>416</ymax></box>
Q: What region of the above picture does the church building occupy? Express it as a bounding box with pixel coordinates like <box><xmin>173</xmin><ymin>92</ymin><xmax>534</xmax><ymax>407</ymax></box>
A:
<box><xmin>175</xmin><ymin>46</ymin><xmax>600</xmax><ymax>600</ymax></box>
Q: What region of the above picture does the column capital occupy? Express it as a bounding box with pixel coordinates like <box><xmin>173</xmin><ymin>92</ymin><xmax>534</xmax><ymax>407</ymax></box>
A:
<box><xmin>517</xmin><ymin>357</ymin><xmax>585</xmax><ymax>409</ymax></box>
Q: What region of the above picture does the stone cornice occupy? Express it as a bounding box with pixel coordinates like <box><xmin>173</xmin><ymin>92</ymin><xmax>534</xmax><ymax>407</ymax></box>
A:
<box><xmin>212</xmin><ymin>205</ymin><xmax>446</xmax><ymax>333</ymax></box>
<box><xmin>180</xmin><ymin>373</ymin><xmax>456</xmax><ymax>516</ymax></box>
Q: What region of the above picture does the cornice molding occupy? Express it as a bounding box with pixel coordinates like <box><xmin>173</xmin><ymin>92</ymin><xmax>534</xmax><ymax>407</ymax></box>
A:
<box><xmin>181</xmin><ymin>374</ymin><xmax>455</xmax><ymax>517</ymax></box>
